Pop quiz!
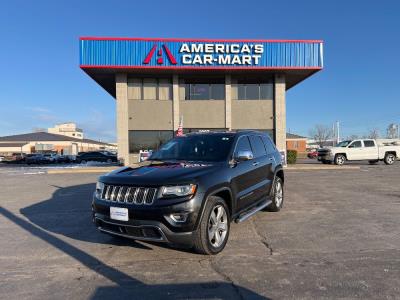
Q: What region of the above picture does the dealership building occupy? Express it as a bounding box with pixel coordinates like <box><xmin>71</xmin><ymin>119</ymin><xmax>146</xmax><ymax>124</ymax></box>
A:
<box><xmin>80</xmin><ymin>37</ymin><xmax>323</xmax><ymax>164</ymax></box>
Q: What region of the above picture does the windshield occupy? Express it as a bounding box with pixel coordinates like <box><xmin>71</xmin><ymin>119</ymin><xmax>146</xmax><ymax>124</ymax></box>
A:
<box><xmin>149</xmin><ymin>134</ymin><xmax>234</xmax><ymax>162</ymax></box>
<box><xmin>336</xmin><ymin>140</ymin><xmax>351</xmax><ymax>147</ymax></box>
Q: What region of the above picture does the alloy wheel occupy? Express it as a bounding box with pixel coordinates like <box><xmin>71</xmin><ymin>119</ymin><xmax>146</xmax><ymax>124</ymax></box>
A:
<box><xmin>208</xmin><ymin>205</ymin><xmax>228</xmax><ymax>248</ymax></box>
<box><xmin>275</xmin><ymin>180</ymin><xmax>283</xmax><ymax>207</ymax></box>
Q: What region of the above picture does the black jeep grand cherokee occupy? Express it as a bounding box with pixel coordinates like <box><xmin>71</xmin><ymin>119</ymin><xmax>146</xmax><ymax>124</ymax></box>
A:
<box><xmin>92</xmin><ymin>131</ymin><xmax>284</xmax><ymax>254</ymax></box>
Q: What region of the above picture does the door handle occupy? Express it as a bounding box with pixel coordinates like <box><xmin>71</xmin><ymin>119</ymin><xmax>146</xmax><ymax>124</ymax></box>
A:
<box><xmin>252</xmin><ymin>161</ymin><xmax>260</xmax><ymax>166</ymax></box>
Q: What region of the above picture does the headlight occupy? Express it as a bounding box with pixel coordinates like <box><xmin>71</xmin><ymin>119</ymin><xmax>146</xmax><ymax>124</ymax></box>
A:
<box><xmin>161</xmin><ymin>184</ymin><xmax>197</xmax><ymax>198</ymax></box>
<box><xmin>95</xmin><ymin>182</ymin><xmax>104</xmax><ymax>197</ymax></box>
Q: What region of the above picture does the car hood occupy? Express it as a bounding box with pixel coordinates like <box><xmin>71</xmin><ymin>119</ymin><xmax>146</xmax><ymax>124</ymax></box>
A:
<box><xmin>99</xmin><ymin>160</ymin><xmax>222</xmax><ymax>186</ymax></box>
<box><xmin>323</xmin><ymin>147</ymin><xmax>343</xmax><ymax>151</ymax></box>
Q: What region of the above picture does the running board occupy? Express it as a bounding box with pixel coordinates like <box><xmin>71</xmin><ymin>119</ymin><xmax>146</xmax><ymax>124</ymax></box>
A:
<box><xmin>235</xmin><ymin>200</ymin><xmax>272</xmax><ymax>223</ymax></box>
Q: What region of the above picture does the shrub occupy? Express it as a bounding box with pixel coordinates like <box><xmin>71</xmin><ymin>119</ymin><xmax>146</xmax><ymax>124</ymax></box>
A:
<box><xmin>287</xmin><ymin>150</ymin><xmax>298</xmax><ymax>164</ymax></box>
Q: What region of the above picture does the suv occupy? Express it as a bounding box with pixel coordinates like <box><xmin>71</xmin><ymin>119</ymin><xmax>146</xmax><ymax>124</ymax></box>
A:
<box><xmin>92</xmin><ymin>131</ymin><xmax>284</xmax><ymax>254</ymax></box>
<box><xmin>25</xmin><ymin>154</ymin><xmax>48</xmax><ymax>165</ymax></box>
<box><xmin>76</xmin><ymin>151</ymin><xmax>118</xmax><ymax>164</ymax></box>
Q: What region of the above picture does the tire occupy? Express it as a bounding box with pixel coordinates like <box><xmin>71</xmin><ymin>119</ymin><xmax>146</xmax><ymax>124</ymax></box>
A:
<box><xmin>80</xmin><ymin>160</ymin><xmax>87</xmax><ymax>164</ymax></box>
<box><xmin>266</xmin><ymin>176</ymin><xmax>284</xmax><ymax>212</ymax></box>
<box><xmin>192</xmin><ymin>196</ymin><xmax>230</xmax><ymax>255</ymax></box>
<box><xmin>334</xmin><ymin>154</ymin><xmax>346</xmax><ymax>165</ymax></box>
<box><xmin>384</xmin><ymin>153</ymin><xmax>396</xmax><ymax>165</ymax></box>
<box><xmin>106</xmin><ymin>158</ymin><xmax>112</xmax><ymax>164</ymax></box>
<box><xmin>368</xmin><ymin>160</ymin><xmax>379</xmax><ymax>165</ymax></box>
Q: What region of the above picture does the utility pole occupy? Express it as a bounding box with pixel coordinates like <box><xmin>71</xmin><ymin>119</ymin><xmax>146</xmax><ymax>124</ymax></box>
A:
<box><xmin>397</xmin><ymin>123</ymin><xmax>400</xmax><ymax>139</ymax></box>
<box><xmin>336</xmin><ymin>121</ymin><xmax>340</xmax><ymax>143</ymax></box>
<box><xmin>332</xmin><ymin>123</ymin><xmax>336</xmax><ymax>146</ymax></box>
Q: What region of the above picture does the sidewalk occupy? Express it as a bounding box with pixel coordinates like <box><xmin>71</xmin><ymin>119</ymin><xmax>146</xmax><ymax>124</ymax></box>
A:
<box><xmin>286</xmin><ymin>164</ymin><xmax>360</xmax><ymax>171</ymax></box>
<box><xmin>46</xmin><ymin>163</ymin><xmax>360</xmax><ymax>174</ymax></box>
<box><xmin>47</xmin><ymin>167</ymin><xmax>118</xmax><ymax>174</ymax></box>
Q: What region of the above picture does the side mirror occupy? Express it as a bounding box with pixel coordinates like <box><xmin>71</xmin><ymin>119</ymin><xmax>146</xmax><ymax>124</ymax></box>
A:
<box><xmin>235</xmin><ymin>150</ymin><xmax>254</xmax><ymax>161</ymax></box>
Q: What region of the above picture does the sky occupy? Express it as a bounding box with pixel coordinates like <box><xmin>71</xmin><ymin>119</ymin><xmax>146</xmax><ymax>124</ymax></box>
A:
<box><xmin>0</xmin><ymin>0</ymin><xmax>399</xmax><ymax>141</ymax></box>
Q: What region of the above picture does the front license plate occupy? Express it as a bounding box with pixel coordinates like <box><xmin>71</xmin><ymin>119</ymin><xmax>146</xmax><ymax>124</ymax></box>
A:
<box><xmin>110</xmin><ymin>207</ymin><xmax>129</xmax><ymax>221</ymax></box>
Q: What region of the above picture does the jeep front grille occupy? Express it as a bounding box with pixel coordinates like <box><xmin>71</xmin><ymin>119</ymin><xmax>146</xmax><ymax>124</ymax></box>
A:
<box><xmin>101</xmin><ymin>185</ymin><xmax>157</xmax><ymax>205</ymax></box>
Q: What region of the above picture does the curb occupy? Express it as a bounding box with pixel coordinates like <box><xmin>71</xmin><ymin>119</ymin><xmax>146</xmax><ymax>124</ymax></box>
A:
<box><xmin>285</xmin><ymin>164</ymin><xmax>360</xmax><ymax>171</ymax></box>
<box><xmin>47</xmin><ymin>168</ymin><xmax>118</xmax><ymax>174</ymax></box>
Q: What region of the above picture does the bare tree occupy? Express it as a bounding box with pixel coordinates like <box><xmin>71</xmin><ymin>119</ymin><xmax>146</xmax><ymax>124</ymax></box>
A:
<box><xmin>347</xmin><ymin>134</ymin><xmax>359</xmax><ymax>140</ymax></box>
<box><xmin>387</xmin><ymin>123</ymin><xmax>398</xmax><ymax>139</ymax></box>
<box><xmin>367</xmin><ymin>128</ymin><xmax>380</xmax><ymax>139</ymax></box>
<box><xmin>309</xmin><ymin>124</ymin><xmax>333</xmax><ymax>147</ymax></box>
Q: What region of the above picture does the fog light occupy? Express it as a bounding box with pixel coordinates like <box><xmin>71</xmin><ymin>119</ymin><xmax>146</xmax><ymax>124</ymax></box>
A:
<box><xmin>170</xmin><ymin>213</ymin><xmax>188</xmax><ymax>223</ymax></box>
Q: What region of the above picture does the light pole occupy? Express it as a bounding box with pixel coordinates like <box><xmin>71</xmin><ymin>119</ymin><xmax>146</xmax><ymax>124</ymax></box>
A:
<box><xmin>336</xmin><ymin>121</ymin><xmax>340</xmax><ymax>143</ymax></box>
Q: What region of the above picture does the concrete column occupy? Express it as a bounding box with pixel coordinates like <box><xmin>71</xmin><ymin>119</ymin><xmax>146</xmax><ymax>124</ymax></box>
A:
<box><xmin>225</xmin><ymin>74</ymin><xmax>232</xmax><ymax>130</ymax></box>
<box><xmin>115</xmin><ymin>73</ymin><xmax>129</xmax><ymax>165</ymax></box>
<box><xmin>274</xmin><ymin>74</ymin><xmax>286</xmax><ymax>152</ymax></box>
<box><xmin>172</xmin><ymin>74</ymin><xmax>180</xmax><ymax>131</ymax></box>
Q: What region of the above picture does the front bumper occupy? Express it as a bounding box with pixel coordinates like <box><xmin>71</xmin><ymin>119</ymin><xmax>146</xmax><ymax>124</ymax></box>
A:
<box><xmin>317</xmin><ymin>152</ymin><xmax>333</xmax><ymax>161</ymax></box>
<box><xmin>92</xmin><ymin>193</ymin><xmax>204</xmax><ymax>247</ymax></box>
<box><xmin>94</xmin><ymin>213</ymin><xmax>195</xmax><ymax>246</ymax></box>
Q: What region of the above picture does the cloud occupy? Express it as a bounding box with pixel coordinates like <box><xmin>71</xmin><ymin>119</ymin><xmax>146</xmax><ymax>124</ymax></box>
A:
<box><xmin>24</xmin><ymin>106</ymin><xmax>59</xmax><ymax>123</ymax></box>
<box><xmin>24</xmin><ymin>106</ymin><xmax>52</xmax><ymax>113</ymax></box>
<box><xmin>78</xmin><ymin>108</ymin><xmax>116</xmax><ymax>142</ymax></box>
<box><xmin>34</xmin><ymin>113</ymin><xmax>58</xmax><ymax>122</ymax></box>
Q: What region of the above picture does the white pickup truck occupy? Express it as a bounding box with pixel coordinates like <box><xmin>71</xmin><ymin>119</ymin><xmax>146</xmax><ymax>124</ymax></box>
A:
<box><xmin>317</xmin><ymin>139</ymin><xmax>400</xmax><ymax>165</ymax></box>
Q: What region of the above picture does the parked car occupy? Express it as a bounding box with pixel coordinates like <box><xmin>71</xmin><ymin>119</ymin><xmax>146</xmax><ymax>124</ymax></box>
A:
<box><xmin>43</xmin><ymin>153</ymin><xmax>58</xmax><ymax>163</ymax></box>
<box><xmin>55</xmin><ymin>155</ymin><xmax>69</xmax><ymax>163</ymax></box>
<box><xmin>318</xmin><ymin>139</ymin><xmax>400</xmax><ymax>165</ymax></box>
<box><xmin>92</xmin><ymin>131</ymin><xmax>284</xmax><ymax>254</ymax></box>
<box><xmin>25</xmin><ymin>154</ymin><xmax>48</xmax><ymax>165</ymax></box>
<box><xmin>0</xmin><ymin>156</ymin><xmax>5</xmax><ymax>162</ymax></box>
<box><xmin>4</xmin><ymin>152</ymin><xmax>25</xmax><ymax>163</ymax></box>
<box><xmin>76</xmin><ymin>151</ymin><xmax>118</xmax><ymax>164</ymax></box>
<box><xmin>65</xmin><ymin>155</ymin><xmax>76</xmax><ymax>163</ymax></box>
<box><xmin>307</xmin><ymin>150</ymin><xmax>318</xmax><ymax>159</ymax></box>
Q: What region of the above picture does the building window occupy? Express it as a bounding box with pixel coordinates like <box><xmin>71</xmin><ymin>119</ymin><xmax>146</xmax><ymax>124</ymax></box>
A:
<box><xmin>183</xmin><ymin>80</ymin><xmax>225</xmax><ymax>100</ymax></box>
<box><xmin>127</xmin><ymin>78</ymin><xmax>172</xmax><ymax>100</ymax></box>
<box><xmin>129</xmin><ymin>130</ymin><xmax>174</xmax><ymax>153</ymax></box>
<box><xmin>143</xmin><ymin>78</ymin><xmax>157</xmax><ymax>100</ymax></box>
<box><xmin>232</xmin><ymin>79</ymin><xmax>273</xmax><ymax>100</ymax></box>
<box><xmin>158</xmin><ymin>78</ymin><xmax>173</xmax><ymax>100</ymax></box>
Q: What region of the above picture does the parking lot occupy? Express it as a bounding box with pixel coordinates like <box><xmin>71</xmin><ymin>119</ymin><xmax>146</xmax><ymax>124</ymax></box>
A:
<box><xmin>0</xmin><ymin>163</ymin><xmax>399</xmax><ymax>299</ymax></box>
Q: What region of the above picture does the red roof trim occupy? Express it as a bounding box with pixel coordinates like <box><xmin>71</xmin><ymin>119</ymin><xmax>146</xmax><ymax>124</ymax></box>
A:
<box><xmin>79</xmin><ymin>37</ymin><xmax>323</xmax><ymax>43</ymax></box>
<box><xmin>80</xmin><ymin>65</ymin><xmax>322</xmax><ymax>71</ymax></box>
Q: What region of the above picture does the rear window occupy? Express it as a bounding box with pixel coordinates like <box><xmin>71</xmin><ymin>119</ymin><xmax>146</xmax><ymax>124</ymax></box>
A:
<box><xmin>249</xmin><ymin>136</ymin><xmax>267</xmax><ymax>158</ymax></box>
<box><xmin>261</xmin><ymin>135</ymin><xmax>275</xmax><ymax>154</ymax></box>
<box><xmin>364</xmin><ymin>140</ymin><xmax>375</xmax><ymax>147</ymax></box>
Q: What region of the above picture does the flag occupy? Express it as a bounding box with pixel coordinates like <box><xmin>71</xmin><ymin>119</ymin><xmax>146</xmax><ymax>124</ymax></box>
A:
<box><xmin>176</xmin><ymin>115</ymin><xmax>184</xmax><ymax>136</ymax></box>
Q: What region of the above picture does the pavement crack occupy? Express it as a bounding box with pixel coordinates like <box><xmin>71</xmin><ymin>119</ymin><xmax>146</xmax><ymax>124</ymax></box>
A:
<box><xmin>210</xmin><ymin>258</ymin><xmax>245</xmax><ymax>300</ymax></box>
<box><xmin>261</xmin><ymin>240</ymin><xmax>273</xmax><ymax>255</ymax></box>
<box><xmin>250</xmin><ymin>219</ymin><xmax>274</xmax><ymax>255</ymax></box>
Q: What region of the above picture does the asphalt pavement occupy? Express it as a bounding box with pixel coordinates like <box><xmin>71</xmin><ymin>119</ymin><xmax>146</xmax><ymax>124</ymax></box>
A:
<box><xmin>0</xmin><ymin>163</ymin><xmax>399</xmax><ymax>299</ymax></box>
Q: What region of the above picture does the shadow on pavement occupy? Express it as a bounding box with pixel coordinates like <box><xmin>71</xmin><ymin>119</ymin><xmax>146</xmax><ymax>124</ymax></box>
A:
<box><xmin>19</xmin><ymin>183</ymin><xmax>195</xmax><ymax>253</ymax></box>
<box><xmin>0</xmin><ymin>206</ymin><xmax>269</xmax><ymax>299</ymax></box>
<box><xmin>20</xmin><ymin>183</ymin><xmax>142</xmax><ymax>245</ymax></box>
